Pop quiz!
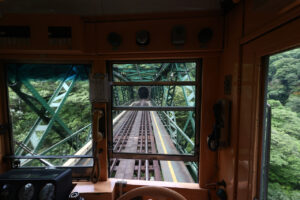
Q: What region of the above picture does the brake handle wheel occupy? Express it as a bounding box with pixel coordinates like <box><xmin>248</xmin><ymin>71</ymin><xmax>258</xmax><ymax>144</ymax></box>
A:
<box><xmin>117</xmin><ymin>186</ymin><xmax>187</xmax><ymax>200</ymax></box>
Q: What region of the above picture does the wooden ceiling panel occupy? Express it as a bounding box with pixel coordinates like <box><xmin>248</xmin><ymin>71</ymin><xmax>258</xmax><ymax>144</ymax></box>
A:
<box><xmin>0</xmin><ymin>0</ymin><xmax>220</xmax><ymax>16</ymax></box>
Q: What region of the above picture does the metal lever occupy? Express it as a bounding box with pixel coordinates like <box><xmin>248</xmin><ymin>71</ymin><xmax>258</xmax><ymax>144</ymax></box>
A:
<box><xmin>94</xmin><ymin>109</ymin><xmax>105</xmax><ymax>141</ymax></box>
<box><xmin>90</xmin><ymin>108</ymin><xmax>105</xmax><ymax>183</ymax></box>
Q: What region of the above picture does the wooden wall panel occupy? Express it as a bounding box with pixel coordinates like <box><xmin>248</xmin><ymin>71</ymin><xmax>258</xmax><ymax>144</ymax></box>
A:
<box><xmin>199</xmin><ymin>56</ymin><xmax>220</xmax><ymax>188</ymax></box>
<box><xmin>0</xmin><ymin>14</ymin><xmax>223</xmax><ymax>54</ymax></box>
<box><xmin>237</xmin><ymin>61</ymin><xmax>258</xmax><ymax>200</ymax></box>
<box><xmin>242</xmin><ymin>0</ymin><xmax>300</xmax><ymax>45</ymax></box>
<box><xmin>0</xmin><ymin>14</ymin><xmax>84</xmax><ymax>51</ymax></box>
<box><xmin>217</xmin><ymin>2</ymin><xmax>243</xmax><ymax>200</ymax></box>
<box><xmin>244</xmin><ymin>0</ymin><xmax>298</xmax><ymax>36</ymax></box>
<box><xmin>237</xmin><ymin>17</ymin><xmax>300</xmax><ymax>200</ymax></box>
<box><xmin>92</xmin><ymin>60</ymin><xmax>108</xmax><ymax>181</ymax></box>
<box><xmin>94</xmin><ymin>16</ymin><xmax>223</xmax><ymax>54</ymax></box>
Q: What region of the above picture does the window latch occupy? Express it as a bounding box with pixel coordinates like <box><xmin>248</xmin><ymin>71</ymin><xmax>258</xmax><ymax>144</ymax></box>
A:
<box><xmin>205</xmin><ymin>180</ymin><xmax>226</xmax><ymax>189</ymax></box>
<box><xmin>12</xmin><ymin>159</ymin><xmax>21</xmax><ymax>168</ymax></box>
<box><xmin>0</xmin><ymin>124</ymin><xmax>9</xmax><ymax>135</ymax></box>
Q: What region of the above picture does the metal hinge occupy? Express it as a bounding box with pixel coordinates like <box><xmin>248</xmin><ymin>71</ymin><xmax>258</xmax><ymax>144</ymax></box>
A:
<box><xmin>0</xmin><ymin>124</ymin><xmax>9</xmax><ymax>135</ymax></box>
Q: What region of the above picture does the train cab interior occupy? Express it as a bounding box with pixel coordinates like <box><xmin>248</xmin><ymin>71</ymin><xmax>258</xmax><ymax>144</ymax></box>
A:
<box><xmin>0</xmin><ymin>0</ymin><xmax>299</xmax><ymax>199</ymax></box>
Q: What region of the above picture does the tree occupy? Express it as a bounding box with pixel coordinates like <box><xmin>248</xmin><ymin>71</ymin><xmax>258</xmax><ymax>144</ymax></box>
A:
<box><xmin>267</xmin><ymin>47</ymin><xmax>300</xmax><ymax>200</ymax></box>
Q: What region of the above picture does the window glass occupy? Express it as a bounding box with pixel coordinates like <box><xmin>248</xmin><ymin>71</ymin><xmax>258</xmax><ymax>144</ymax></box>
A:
<box><xmin>7</xmin><ymin>64</ymin><xmax>92</xmax><ymax>167</ymax></box>
<box><xmin>110</xmin><ymin>159</ymin><xmax>196</xmax><ymax>183</ymax></box>
<box><xmin>113</xmin><ymin>62</ymin><xmax>196</xmax><ymax>82</ymax></box>
<box><xmin>261</xmin><ymin>47</ymin><xmax>300</xmax><ymax>199</ymax></box>
<box><xmin>110</xmin><ymin>61</ymin><xmax>199</xmax><ymax>183</ymax></box>
<box><xmin>112</xmin><ymin>86</ymin><xmax>195</xmax><ymax>107</ymax></box>
<box><xmin>112</xmin><ymin>110</ymin><xmax>195</xmax><ymax>155</ymax></box>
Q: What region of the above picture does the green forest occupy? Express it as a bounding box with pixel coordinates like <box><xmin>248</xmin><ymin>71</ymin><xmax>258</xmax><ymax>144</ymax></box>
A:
<box><xmin>267</xmin><ymin>48</ymin><xmax>300</xmax><ymax>200</ymax></box>
<box><xmin>7</xmin><ymin>65</ymin><xmax>91</xmax><ymax>166</ymax></box>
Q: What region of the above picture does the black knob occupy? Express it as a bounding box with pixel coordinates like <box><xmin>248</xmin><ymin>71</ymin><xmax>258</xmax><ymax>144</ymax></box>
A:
<box><xmin>0</xmin><ymin>184</ymin><xmax>16</xmax><ymax>200</ymax></box>
<box><xmin>69</xmin><ymin>192</ymin><xmax>84</xmax><ymax>200</ymax></box>
<box><xmin>136</xmin><ymin>30</ymin><xmax>150</xmax><ymax>46</ymax></box>
<box><xmin>107</xmin><ymin>32</ymin><xmax>122</xmax><ymax>47</ymax></box>
<box><xmin>198</xmin><ymin>28</ymin><xmax>213</xmax><ymax>44</ymax></box>
<box><xmin>39</xmin><ymin>183</ymin><xmax>55</xmax><ymax>200</ymax></box>
<box><xmin>216</xmin><ymin>188</ymin><xmax>227</xmax><ymax>200</ymax></box>
<box><xmin>18</xmin><ymin>183</ymin><xmax>35</xmax><ymax>200</ymax></box>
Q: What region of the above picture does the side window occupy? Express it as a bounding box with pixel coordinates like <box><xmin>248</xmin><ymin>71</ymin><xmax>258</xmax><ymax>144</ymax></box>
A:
<box><xmin>6</xmin><ymin>64</ymin><xmax>92</xmax><ymax>171</ymax></box>
<box><xmin>109</xmin><ymin>61</ymin><xmax>200</xmax><ymax>183</ymax></box>
<box><xmin>260</xmin><ymin>47</ymin><xmax>300</xmax><ymax>200</ymax></box>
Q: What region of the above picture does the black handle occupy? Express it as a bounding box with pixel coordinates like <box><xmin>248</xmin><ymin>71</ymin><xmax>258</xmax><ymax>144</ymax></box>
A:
<box><xmin>207</xmin><ymin>101</ymin><xmax>224</xmax><ymax>151</ymax></box>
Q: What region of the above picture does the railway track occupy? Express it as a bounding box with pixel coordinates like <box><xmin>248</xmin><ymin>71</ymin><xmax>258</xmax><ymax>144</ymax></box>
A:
<box><xmin>110</xmin><ymin>101</ymin><xmax>162</xmax><ymax>181</ymax></box>
<box><xmin>75</xmin><ymin>100</ymin><xmax>194</xmax><ymax>182</ymax></box>
<box><xmin>110</xmin><ymin>110</ymin><xmax>138</xmax><ymax>175</ymax></box>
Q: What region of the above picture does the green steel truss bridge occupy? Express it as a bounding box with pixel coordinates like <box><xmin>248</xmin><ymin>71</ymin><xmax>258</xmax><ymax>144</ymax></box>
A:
<box><xmin>112</xmin><ymin>62</ymin><xmax>197</xmax><ymax>176</ymax></box>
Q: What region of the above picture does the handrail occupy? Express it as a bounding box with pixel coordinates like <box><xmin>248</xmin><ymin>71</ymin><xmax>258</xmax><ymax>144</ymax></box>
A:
<box><xmin>161</xmin><ymin>111</ymin><xmax>195</xmax><ymax>148</ymax></box>
<box><xmin>40</xmin><ymin>124</ymin><xmax>91</xmax><ymax>155</ymax></box>
<box><xmin>260</xmin><ymin>104</ymin><xmax>272</xmax><ymax>200</ymax></box>
<box><xmin>15</xmin><ymin>124</ymin><xmax>91</xmax><ymax>166</ymax></box>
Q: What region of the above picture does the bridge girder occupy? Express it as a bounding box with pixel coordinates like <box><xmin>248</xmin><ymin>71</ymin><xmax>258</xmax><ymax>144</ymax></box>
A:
<box><xmin>9</xmin><ymin>65</ymin><xmax>91</xmax><ymax>166</ymax></box>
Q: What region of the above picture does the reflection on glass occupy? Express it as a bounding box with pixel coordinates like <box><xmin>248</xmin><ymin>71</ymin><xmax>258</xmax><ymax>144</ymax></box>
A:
<box><xmin>112</xmin><ymin>86</ymin><xmax>195</xmax><ymax>107</ymax></box>
<box><xmin>111</xmin><ymin>61</ymin><xmax>198</xmax><ymax>183</ymax></box>
<box><xmin>113</xmin><ymin>62</ymin><xmax>196</xmax><ymax>82</ymax></box>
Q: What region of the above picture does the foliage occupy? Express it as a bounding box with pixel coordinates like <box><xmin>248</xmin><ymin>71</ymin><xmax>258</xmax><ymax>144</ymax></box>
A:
<box><xmin>268</xmin><ymin>48</ymin><xmax>300</xmax><ymax>104</ymax></box>
<box><xmin>8</xmin><ymin>69</ymin><xmax>91</xmax><ymax>167</ymax></box>
<box><xmin>267</xmin><ymin>48</ymin><xmax>300</xmax><ymax>200</ymax></box>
